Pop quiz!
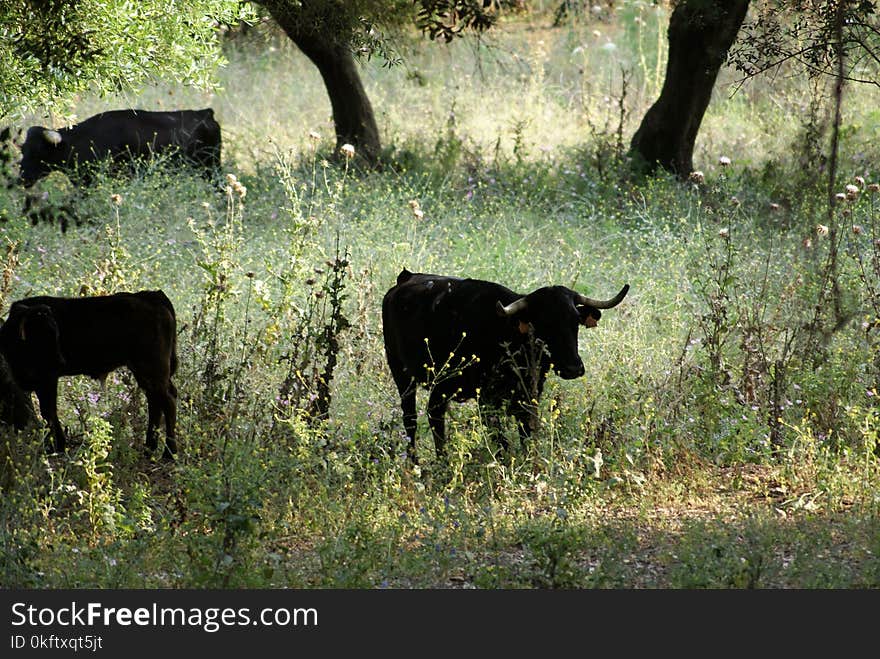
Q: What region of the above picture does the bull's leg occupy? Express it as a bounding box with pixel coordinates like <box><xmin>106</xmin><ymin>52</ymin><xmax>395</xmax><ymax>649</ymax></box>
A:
<box><xmin>504</xmin><ymin>403</ymin><xmax>537</xmax><ymax>455</ymax></box>
<box><xmin>512</xmin><ymin>403</ymin><xmax>536</xmax><ymax>453</ymax></box>
<box><xmin>476</xmin><ymin>400</ymin><xmax>509</xmax><ymax>454</ymax></box>
<box><xmin>493</xmin><ymin>414</ymin><xmax>510</xmax><ymax>454</ymax></box>
<box><xmin>427</xmin><ymin>388</ymin><xmax>450</xmax><ymax>459</ymax></box>
<box><xmin>35</xmin><ymin>380</ymin><xmax>66</xmax><ymax>453</ymax></box>
<box><xmin>390</xmin><ymin>367</ymin><xmax>419</xmax><ymax>463</ymax></box>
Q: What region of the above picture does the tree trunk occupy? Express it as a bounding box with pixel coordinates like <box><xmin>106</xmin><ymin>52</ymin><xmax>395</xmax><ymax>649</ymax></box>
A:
<box><xmin>629</xmin><ymin>0</ymin><xmax>750</xmax><ymax>178</ymax></box>
<box><xmin>262</xmin><ymin>6</ymin><xmax>382</xmax><ymax>167</ymax></box>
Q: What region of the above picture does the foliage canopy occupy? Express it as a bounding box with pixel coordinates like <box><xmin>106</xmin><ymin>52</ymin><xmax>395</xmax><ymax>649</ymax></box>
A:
<box><xmin>0</xmin><ymin>0</ymin><xmax>255</xmax><ymax>121</ymax></box>
<box><xmin>0</xmin><ymin>0</ymin><xmax>522</xmax><ymax>122</ymax></box>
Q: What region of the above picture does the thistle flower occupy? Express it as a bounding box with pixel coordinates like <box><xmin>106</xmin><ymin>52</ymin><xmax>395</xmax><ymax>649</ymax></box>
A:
<box><xmin>308</xmin><ymin>130</ymin><xmax>320</xmax><ymax>141</ymax></box>
<box><xmin>341</xmin><ymin>143</ymin><xmax>355</xmax><ymax>159</ymax></box>
<box><xmin>688</xmin><ymin>170</ymin><xmax>704</xmax><ymax>184</ymax></box>
<box><xmin>226</xmin><ymin>173</ymin><xmax>238</xmax><ymax>186</ymax></box>
<box><xmin>816</xmin><ymin>224</ymin><xmax>829</xmax><ymax>236</ymax></box>
<box><xmin>110</xmin><ymin>193</ymin><xmax>122</xmax><ymax>206</ymax></box>
<box><xmin>719</xmin><ymin>155</ymin><xmax>731</xmax><ymax>167</ymax></box>
<box><xmin>868</xmin><ymin>183</ymin><xmax>880</xmax><ymax>193</ymax></box>
<box><xmin>853</xmin><ymin>224</ymin><xmax>864</xmax><ymax>235</ymax></box>
<box><xmin>769</xmin><ymin>202</ymin><xmax>780</xmax><ymax>211</ymax></box>
<box><xmin>854</xmin><ymin>175</ymin><xmax>866</xmax><ymax>186</ymax></box>
<box><xmin>718</xmin><ymin>227</ymin><xmax>729</xmax><ymax>239</ymax></box>
<box><xmin>846</xmin><ymin>183</ymin><xmax>860</xmax><ymax>200</ymax></box>
<box><xmin>835</xmin><ymin>192</ymin><xmax>847</xmax><ymax>202</ymax></box>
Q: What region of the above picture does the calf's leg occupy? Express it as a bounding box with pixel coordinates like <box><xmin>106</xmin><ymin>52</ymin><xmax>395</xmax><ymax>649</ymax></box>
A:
<box><xmin>427</xmin><ymin>388</ymin><xmax>450</xmax><ymax>460</ymax></box>
<box><xmin>143</xmin><ymin>385</ymin><xmax>178</xmax><ymax>460</ymax></box>
<box><xmin>144</xmin><ymin>390</ymin><xmax>163</xmax><ymax>454</ymax></box>
<box><xmin>35</xmin><ymin>380</ymin><xmax>66</xmax><ymax>452</ymax></box>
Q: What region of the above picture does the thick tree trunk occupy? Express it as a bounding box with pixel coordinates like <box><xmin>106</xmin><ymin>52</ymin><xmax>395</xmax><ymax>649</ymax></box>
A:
<box><xmin>629</xmin><ymin>0</ymin><xmax>750</xmax><ymax>178</ymax></box>
<box><xmin>262</xmin><ymin>6</ymin><xmax>382</xmax><ymax>166</ymax></box>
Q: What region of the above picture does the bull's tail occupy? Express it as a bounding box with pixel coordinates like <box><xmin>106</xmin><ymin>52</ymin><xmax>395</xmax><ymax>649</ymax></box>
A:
<box><xmin>162</xmin><ymin>291</ymin><xmax>179</xmax><ymax>378</ymax></box>
<box><xmin>170</xmin><ymin>329</ymin><xmax>178</xmax><ymax>377</ymax></box>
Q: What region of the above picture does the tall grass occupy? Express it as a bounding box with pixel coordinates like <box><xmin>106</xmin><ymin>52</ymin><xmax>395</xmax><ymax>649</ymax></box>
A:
<box><xmin>1</xmin><ymin>6</ymin><xmax>880</xmax><ymax>588</ymax></box>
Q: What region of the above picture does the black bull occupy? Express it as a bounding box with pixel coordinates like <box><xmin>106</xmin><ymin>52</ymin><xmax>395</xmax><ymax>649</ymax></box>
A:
<box><xmin>382</xmin><ymin>269</ymin><xmax>629</xmax><ymax>462</ymax></box>
<box><xmin>0</xmin><ymin>290</ymin><xmax>179</xmax><ymax>459</ymax></box>
<box><xmin>18</xmin><ymin>108</ymin><xmax>221</xmax><ymax>187</ymax></box>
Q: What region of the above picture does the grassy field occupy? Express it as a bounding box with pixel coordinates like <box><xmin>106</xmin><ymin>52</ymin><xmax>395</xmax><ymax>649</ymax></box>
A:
<box><xmin>1</xmin><ymin>5</ymin><xmax>880</xmax><ymax>588</ymax></box>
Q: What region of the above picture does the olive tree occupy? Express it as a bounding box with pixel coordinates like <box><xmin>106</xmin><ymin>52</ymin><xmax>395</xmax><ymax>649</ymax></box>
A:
<box><xmin>0</xmin><ymin>0</ymin><xmax>255</xmax><ymax>121</ymax></box>
<box><xmin>628</xmin><ymin>0</ymin><xmax>751</xmax><ymax>178</ymax></box>
<box><xmin>253</xmin><ymin>1</ymin><xmax>506</xmax><ymax>164</ymax></box>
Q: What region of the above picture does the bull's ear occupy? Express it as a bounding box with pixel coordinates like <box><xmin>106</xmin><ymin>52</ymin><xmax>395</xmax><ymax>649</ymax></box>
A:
<box><xmin>42</xmin><ymin>129</ymin><xmax>62</xmax><ymax>146</ymax></box>
<box><xmin>578</xmin><ymin>306</ymin><xmax>601</xmax><ymax>328</ymax></box>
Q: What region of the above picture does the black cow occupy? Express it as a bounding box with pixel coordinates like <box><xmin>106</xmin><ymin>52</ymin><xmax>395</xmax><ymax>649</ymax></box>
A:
<box><xmin>19</xmin><ymin>108</ymin><xmax>221</xmax><ymax>187</ymax></box>
<box><xmin>0</xmin><ymin>290</ymin><xmax>179</xmax><ymax>459</ymax></box>
<box><xmin>382</xmin><ymin>269</ymin><xmax>629</xmax><ymax>462</ymax></box>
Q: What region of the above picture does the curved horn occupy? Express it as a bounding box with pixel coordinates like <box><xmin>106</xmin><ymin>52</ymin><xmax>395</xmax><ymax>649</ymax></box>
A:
<box><xmin>42</xmin><ymin>129</ymin><xmax>62</xmax><ymax>145</ymax></box>
<box><xmin>576</xmin><ymin>284</ymin><xmax>630</xmax><ymax>309</ymax></box>
<box><xmin>496</xmin><ymin>297</ymin><xmax>529</xmax><ymax>317</ymax></box>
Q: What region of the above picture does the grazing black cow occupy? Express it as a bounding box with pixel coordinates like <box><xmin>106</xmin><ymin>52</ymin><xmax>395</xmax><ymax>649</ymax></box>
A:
<box><xmin>18</xmin><ymin>108</ymin><xmax>221</xmax><ymax>187</ymax></box>
<box><xmin>382</xmin><ymin>269</ymin><xmax>629</xmax><ymax>462</ymax></box>
<box><xmin>0</xmin><ymin>290</ymin><xmax>179</xmax><ymax>459</ymax></box>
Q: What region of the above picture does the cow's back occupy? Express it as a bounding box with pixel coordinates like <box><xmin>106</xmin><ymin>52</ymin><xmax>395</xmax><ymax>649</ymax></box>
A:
<box><xmin>70</xmin><ymin>109</ymin><xmax>220</xmax><ymax>161</ymax></box>
<box><xmin>21</xmin><ymin>109</ymin><xmax>221</xmax><ymax>185</ymax></box>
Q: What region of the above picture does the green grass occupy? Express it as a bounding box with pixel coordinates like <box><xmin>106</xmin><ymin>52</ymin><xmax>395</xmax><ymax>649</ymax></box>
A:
<box><xmin>2</xmin><ymin>8</ymin><xmax>880</xmax><ymax>588</ymax></box>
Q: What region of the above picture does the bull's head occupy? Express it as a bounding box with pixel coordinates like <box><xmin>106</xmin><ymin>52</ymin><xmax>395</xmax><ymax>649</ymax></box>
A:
<box><xmin>496</xmin><ymin>284</ymin><xmax>629</xmax><ymax>379</ymax></box>
<box><xmin>19</xmin><ymin>127</ymin><xmax>64</xmax><ymax>187</ymax></box>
